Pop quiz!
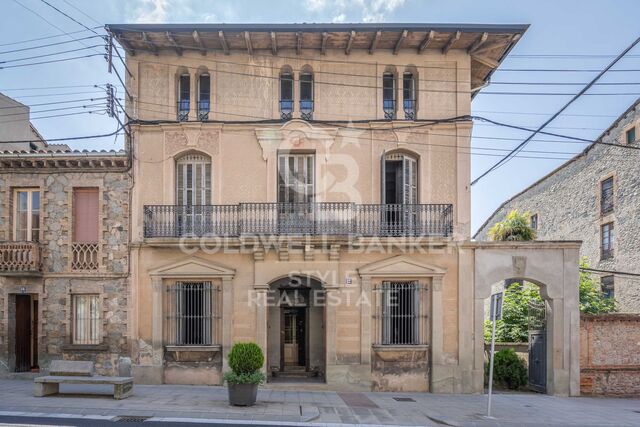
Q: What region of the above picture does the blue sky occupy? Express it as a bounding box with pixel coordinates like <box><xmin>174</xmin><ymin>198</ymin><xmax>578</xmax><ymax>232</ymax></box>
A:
<box><xmin>1</xmin><ymin>0</ymin><xmax>640</xmax><ymax>232</ymax></box>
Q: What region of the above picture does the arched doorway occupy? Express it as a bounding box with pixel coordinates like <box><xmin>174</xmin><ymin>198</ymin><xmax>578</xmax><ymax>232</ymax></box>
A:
<box><xmin>266</xmin><ymin>275</ymin><xmax>325</xmax><ymax>381</ymax></box>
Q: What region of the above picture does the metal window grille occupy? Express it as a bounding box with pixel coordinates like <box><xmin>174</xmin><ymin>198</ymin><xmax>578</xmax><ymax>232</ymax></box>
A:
<box><xmin>380</xmin><ymin>281</ymin><xmax>421</xmax><ymax>345</ymax></box>
<box><xmin>383</xmin><ymin>72</ymin><xmax>396</xmax><ymax>119</ymax></box>
<box><xmin>166</xmin><ymin>282</ymin><xmax>218</xmax><ymax>346</ymax></box>
<box><xmin>601</xmin><ymin>178</ymin><xmax>614</xmax><ymax>215</ymax></box>
<box><xmin>198</xmin><ymin>74</ymin><xmax>210</xmax><ymax>121</ymax></box>
<box><xmin>280</xmin><ymin>72</ymin><xmax>294</xmax><ymax>120</ymax></box>
<box><xmin>72</xmin><ymin>294</ymin><xmax>101</xmax><ymax>345</ymax></box>
<box><xmin>402</xmin><ymin>72</ymin><xmax>415</xmax><ymax>120</ymax></box>
<box><xmin>178</xmin><ymin>74</ymin><xmax>190</xmax><ymax>121</ymax></box>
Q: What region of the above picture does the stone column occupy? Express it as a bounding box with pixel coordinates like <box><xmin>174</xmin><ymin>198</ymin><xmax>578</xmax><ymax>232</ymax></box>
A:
<box><xmin>324</xmin><ymin>284</ymin><xmax>339</xmax><ymax>367</ymax></box>
<box><xmin>151</xmin><ymin>277</ymin><xmax>164</xmax><ymax>368</ymax></box>
<box><xmin>360</xmin><ymin>276</ymin><xmax>372</xmax><ymax>365</ymax></box>
<box><xmin>253</xmin><ymin>284</ymin><xmax>270</xmax><ymax>369</ymax></box>
<box><xmin>222</xmin><ymin>277</ymin><xmax>233</xmax><ymax>372</ymax></box>
<box><xmin>430</xmin><ymin>276</ymin><xmax>444</xmax><ymax>366</ymax></box>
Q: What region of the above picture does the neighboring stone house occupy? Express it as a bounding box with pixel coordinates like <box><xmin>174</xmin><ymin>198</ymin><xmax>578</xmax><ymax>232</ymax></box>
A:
<box><xmin>0</xmin><ymin>148</ymin><xmax>130</xmax><ymax>376</ymax></box>
<box><xmin>475</xmin><ymin>99</ymin><xmax>640</xmax><ymax>313</ymax></box>
<box><xmin>0</xmin><ymin>93</ymin><xmax>51</xmax><ymax>152</ymax></box>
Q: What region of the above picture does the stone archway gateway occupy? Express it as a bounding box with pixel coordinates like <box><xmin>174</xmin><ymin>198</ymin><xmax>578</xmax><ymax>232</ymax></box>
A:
<box><xmin>465</xmin><ymin>241</ymin><xmax>581</xmax><ymax>396</ymax></box>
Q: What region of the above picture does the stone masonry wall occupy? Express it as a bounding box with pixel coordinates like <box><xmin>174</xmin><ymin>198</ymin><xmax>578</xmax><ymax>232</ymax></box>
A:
<box><xmin>475</xmin><ymin>102</ymin><xmax>640</xmax><ymax>313</ymax></box>
<box><xmin>0</xmin><ymin>168</ymin><xmax>130</xmax><ymax>376</ymax></box>
<box><xmin>580</xmin><ymin>314</ymin><xmax>640</xmax><ymax>396</ymax></box>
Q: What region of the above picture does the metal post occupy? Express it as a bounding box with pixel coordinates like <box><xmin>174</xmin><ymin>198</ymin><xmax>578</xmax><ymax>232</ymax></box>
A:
<box><xmin>487</xmin><ymin>294</ymin><xmax>497</xmax><ymax>418</ymax></box>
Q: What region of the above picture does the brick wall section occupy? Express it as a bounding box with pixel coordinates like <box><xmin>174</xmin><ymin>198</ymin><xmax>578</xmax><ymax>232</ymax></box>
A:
<box><xmin>580</xmin><ymin>313</ymin><xmax>640</xmax><ymax>396</ymax></box>
<box><xmin>475</xmin><ymin>101</ymin><xmax>640</xmax><ymax>313</ymax></box>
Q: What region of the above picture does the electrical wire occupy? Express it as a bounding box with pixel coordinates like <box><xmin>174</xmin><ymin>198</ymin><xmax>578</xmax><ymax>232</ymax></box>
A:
<box><xmin>0</xmin><ymin>124</ymin><xmax>123</xmax><ymax>143</ymax></box>
<box><xmin>0</xmin><ymin>45</ymin><xmax>104</xmax><ymax>64</ymax></box>
<box><xmin>0</xmin><ymin>53</ymin><xmax>104</xmax><ymax>69</ymax></box>
<box><xmin>0</xmin><ymin>27</ymin><xmax>100</xmax><ymax>47</ymax></box>
<box><xmin>0</xmin><ymin>35</ymin><xmax>103</xmax><ymax>55</ymax></box>
<box><xmin>0</xmin><ymin>97</ymin><xmax>106</xmax><ymax>109</ymax></box>
<box><xmin>38</xmin><ymin>0</ymin><xmax>100</xmax><ymax>36</ymax></box>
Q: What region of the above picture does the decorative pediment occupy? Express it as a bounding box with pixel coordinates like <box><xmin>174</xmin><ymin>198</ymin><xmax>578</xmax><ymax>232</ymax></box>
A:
<box><xmin>149</xmin><ymin>256</ymin><xmax>235</xmax><ymax>278</ymax></box>
<box><xmin>255</xmin><ymin>120</ymin><xmax>338</xmax><ymax>161</ymax></box>
<box><xmin>357</xmin><ymin>255</ymin><xmax>446</xmax><ymax>278</ymax></box>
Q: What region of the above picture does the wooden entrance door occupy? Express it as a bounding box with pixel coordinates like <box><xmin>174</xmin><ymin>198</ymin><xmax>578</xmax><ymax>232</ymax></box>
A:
<box><xmin>281</xmin><ymin>307</ymin><xmax>306</xmax><ymax>369</ymax></box>
<box><xmin>15</xmin><ymin>295</ymin><xmax>32</xmax><ymax>372</ymax></box>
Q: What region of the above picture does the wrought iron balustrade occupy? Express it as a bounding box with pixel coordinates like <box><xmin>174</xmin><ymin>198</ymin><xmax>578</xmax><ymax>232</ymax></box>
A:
<box><xmin>197</xmin><ymin>100</ymin><xmax>210</xmax><ymax>121</ymax></box>
<box><xmin>177</xmin><ymin>100</ymin><xmax>190</xmax><ymax>122</ymax></box>
<box><xmin>279</xmin><ymin>100</ymin><xmax>293</xmax><ymax>120</ymax></box>
<box><xmin>0</xmin><ymin>242</ymin><xmax>41</xmax><ymax>274</ymax></box>
<box><xmin>403</xmin><ymin>99</ymin><xmax>416</xmax><ymax>120</ymax></box>
<box><xmin>144</xmin><ymin>203</ymin><xmax>453</xmax><ymax>238</ymax></box>
<box><xmin>383</xmin><ymin>99</ymin><xmax>396</xmax><ymax>120</ymax></box>
<box><xmin>300</xmin><ymin>100</ymin><xmax>314</xmax><ymax>120</ymax></box>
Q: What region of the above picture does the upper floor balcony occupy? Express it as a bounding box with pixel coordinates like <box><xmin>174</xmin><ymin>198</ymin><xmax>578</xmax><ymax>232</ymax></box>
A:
<box><xmin>143</xmin><ymin>203</ymin><xmax>453</xmax><ymax>239</ymax></box>
<box><xmin>0</xmin><ymin>242</ymin><xmax>42</xmax><ymax>275</ymax></box>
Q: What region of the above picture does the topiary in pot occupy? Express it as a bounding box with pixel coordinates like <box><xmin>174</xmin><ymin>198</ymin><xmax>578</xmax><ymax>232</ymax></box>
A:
<box><xmin>224</xmin><ymin>342</ymin><xmax>266</xmax><ymax>406</ymax></box>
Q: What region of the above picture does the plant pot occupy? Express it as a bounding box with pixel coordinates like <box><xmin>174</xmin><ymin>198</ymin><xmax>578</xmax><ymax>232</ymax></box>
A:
<box><xmin>227</xmin><ymin>383</ymin><xmax>258</xmax><ymax>406</ymax></box>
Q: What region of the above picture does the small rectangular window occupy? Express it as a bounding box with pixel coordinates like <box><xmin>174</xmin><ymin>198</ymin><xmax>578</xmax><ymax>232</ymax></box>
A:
<box><xmin>530</xmin><ymin>214</ymin><xmax>538</xmax><ymax>230</ymax></box>
<box><xmin>381</xmin><ymin>281</ymin><xmax>419</xmax><ymax>345</ymax></box>
<box><xmin>178</xmin><ymin>74</ymin><xmax>190</xmax><ymax>121</ymax></box>
<box><xmin>626</xmin><ymin>127</ymin><xmax>636</xmax><ymax>144</ymax></box>
<box><xmin>13</xmin><ymin>189</ymin><xmax>40</xmax><ymax>242</ymax></box>
<box><xmin>72</xmin><ymin>294</ymin><xmax>100</xmax><ymax>345</ymax></box>
<box><xmin>600</xmin><ymin>177</ymin><xmax>614</xmax><ymax>215</ymax></box>
<box><xmin>198</xmin><ymin>74</ymin><xmax>210</xmax><ymax>121</ymax></box>
<box><xmin>601</xmin><ymin>222</ymin><xmax>614</xmax><ymax>260</ymax></box>
<box><xmin>601</xmin><ymin>275</ymin><xmax>614</xmax><ymax>299</ymax></box>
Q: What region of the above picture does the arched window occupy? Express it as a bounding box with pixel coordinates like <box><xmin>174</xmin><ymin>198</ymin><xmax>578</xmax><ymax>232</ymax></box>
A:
<box><xmin>280</xmin><ymin>67</ymin><xmax>294</xmax><ymax>120</ymax></box>
<box><xmin>300</xmin><ymin>66</ymin><xmax>314</xmax><ymax>120</ymax></box>
<box><xmin>176</xmin><ymin>153</ymin><xmax>211</xmax><ymax>206</ymax></box>
<box><xmin>177</xmin><ymin>73</ymin><xmax>190</xmax><ymax>122</ymax></box>
<box><xmin>381</xmin><ymin>151</ymin><xmax>417</xmax><ymax>205</ymax></box>
<box><xmin>402</xmin><ymin>71</ymin><xmax>416</xmax><ymax>120</ymax></box>
<box><xmin>382</xmin><ymin>71</ymin><xmax>396</xmax><ymax>120</ymax></box>
<box><xmin>198</xmin><ymin>73</ymin><xmax>210</xmax><ymax>121</ymax></box>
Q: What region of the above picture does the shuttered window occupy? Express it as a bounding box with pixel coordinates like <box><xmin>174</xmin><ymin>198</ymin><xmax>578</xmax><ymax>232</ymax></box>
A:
<box><xmin>73</xmin><ymin>188</ymin><xmax>99</xmax><ymax>243</ymax></box>
<box><xmin>176</xmin><ymin>154</ymin><xmax>211</xmax><ymax>206</ymax></box>
<box><xmin>14</xmin><ymin>189</ymin><xmax>40</xmax><ymax>242</ymax></box>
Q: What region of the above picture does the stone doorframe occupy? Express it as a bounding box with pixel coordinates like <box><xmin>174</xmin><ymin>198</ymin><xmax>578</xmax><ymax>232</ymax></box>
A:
<box><xmin>148</xmin><ymin>257</ymin><xmax>235</xmax><ymax>375</ymax></box>
<box><xmin>357</xmin><ymin>255</ymin><xmax>447</xmax><ymax>391</ymax></box>
<box><xmin>466</xmin><ymin>241</ymin><xmax>581</xmax><ymax>396</ymax></box>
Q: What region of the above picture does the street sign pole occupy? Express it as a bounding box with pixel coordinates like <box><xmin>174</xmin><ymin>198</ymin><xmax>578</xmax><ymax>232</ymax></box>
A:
<box><xmin>487</xmin><ymin>292</ymin><xmax>502</xmax><ymax>418</ymax></box>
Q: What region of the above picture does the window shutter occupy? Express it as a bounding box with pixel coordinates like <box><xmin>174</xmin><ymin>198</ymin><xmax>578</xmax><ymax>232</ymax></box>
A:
<box><xmin>73</xmin><ymin>188</ymin><xmax>99</xmax><ymax>243</ymax></box>
<box><xmin>402</xmin><ymin>156</ymin><xmax>417</xmax><ymax>205</ymax></box>
<box><xmin>380</xmin><ymin>150</ymin><xmax>386</xmax><ymax>204</ymax></box>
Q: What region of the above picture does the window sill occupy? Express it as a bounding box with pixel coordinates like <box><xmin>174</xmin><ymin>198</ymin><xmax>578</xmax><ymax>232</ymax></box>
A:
<box><xmin>372</xmin><ymin>344</ymin><xmax>429</xmax><ymax>352</ymax></box>
<box><xmin>165</xmin><ymin>345</ymin><xmax>221</xmax><ymax>352</ymax></box>
<box><xmin>62</xmin><ymin>343</ymin><xmax>108</xmax><ymax>352</ymax></box>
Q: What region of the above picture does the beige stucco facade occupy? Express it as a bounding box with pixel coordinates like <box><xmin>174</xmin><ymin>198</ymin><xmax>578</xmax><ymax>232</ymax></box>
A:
<box><xmin>108</xmin><ymin>23</ymin><xmax>579</xmax><ymax>394</ymax></box>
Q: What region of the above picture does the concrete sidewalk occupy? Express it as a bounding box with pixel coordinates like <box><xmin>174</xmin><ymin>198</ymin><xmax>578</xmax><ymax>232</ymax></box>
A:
<box><xmin>0</xmin><ymin>379</ymin><xmax>638</xmax><ymax>426</ymax></box>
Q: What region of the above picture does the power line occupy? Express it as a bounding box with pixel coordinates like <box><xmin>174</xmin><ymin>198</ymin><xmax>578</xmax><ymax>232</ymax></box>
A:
<box><xmin>0</xmin><ymin>125</ymin><xmax>123</xmax><ymax>143</ymax></box>
<box><xmin>0</xmin><ymin>103</ymin><xmax>106</xmax><ymax>118</ymax></box>
<box><xmin>3</xmin><ymin>90</ymin><xmax>107</xmax><ymax>98</ymax></box>
<box><xmin>38</xmin><ymin>0</ymin><xmax>100</xmax><ymax>35</ymax></box>
<box><xmin>0</xmin><ymin>53</ymin><xmax>104</xmax><ymax>69</ymax></box>
<box><xmin>0</xmin><ymin>109</ymin><xmax>106</xmax><ymax>124</ymax></box>
<box><xmin>0</xmin><ymin>96</ymin><xmax>106</xmax><ymax>109</ymax></box>
<box><xmin>0</xmin><ymin>84</ymin><xmax>120</xmax><ymax>91</ymax></box>
<box><xmin>59</xmin><ymin>0</ymin><xmax>102</xmax><ymax>26</ymax></box>
<box><xmin>0</xmin><ymin>35</ymin><xmax>102</xmax><ymax>55</ymax></box>
<box><xmin>580</xmin><ymin>267</ymin><xmax>640</xmax><ymax>278</ymax></box>
<box><xmin>470</xmin><ymin>35</ymin><xmax>640</xmax><ymax>186</ymax></box>
<box><xmin>0</xmin><ymin>45</ymin><xmax>104</xmax><ymax>64</ymax></box>
<box><xmin>0</xmin><ymin>27</ymin><xmax>99</xmax><ymax>47</ymax></box>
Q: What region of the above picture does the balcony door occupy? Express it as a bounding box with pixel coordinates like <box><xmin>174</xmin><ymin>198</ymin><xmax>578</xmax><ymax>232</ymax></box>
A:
<box><xmin>176</xmin><ymin>154</ymin><xmax>211</xmax><ymax>235</ymax></box>
<box><xmin>14</xmin><ymin>189</ymin><xmax>40</xmax><ymax>242</ymax></box>
<box><xmin>381</xmin><ymin>152</ymin><xmax>418</xmax><ymax>235</ymax></box>
<box><xmin>277</xmin><ymin>153</ymin><xmax>315</xmax><ymax>234</ymax></box>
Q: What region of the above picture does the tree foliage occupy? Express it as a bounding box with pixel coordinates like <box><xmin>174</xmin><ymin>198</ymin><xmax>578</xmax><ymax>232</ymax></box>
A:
<box><xmin>484</xmin><ymin>259</ymin><xmax>616</xmax><ymax>342</ymax></box>
<box><xmin>485</xmin><ymin>348</ymin><xmax>528</xmax><ymax>390</ymax></box>
<box><xmin>488</xmin><ymin>209</ymin><xmax>536</xmax><ymax>241</ymax></box>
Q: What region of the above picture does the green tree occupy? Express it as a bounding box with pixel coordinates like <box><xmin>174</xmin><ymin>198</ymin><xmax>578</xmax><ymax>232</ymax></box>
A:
<box><xmin>488</xmin><ymin>209</ymin><xmax>536</xmax><ymax>241</ymax></box>
<box><xmin>484</xmin><ymin>258</ymin><xmax>616</xmax><ymax>342</ymax></box>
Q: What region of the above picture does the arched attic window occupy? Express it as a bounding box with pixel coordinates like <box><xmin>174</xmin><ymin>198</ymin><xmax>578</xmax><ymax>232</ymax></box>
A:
<box><xmin>176</xmin><ymin>153</ymin><xmax>212</xmax><ymax>206</ymax></box>
<box><xmin>197</xmin><ymin>70</ymin><xmax>211</xmax><ymax>121</ymax></box>
<box><xmin>382</xmin><ymin>68</ymin><xmax>397</xmax><ymax>120</ymax></box>
<box><xmin>299</xmin><ymin>65</ymin><xmax>314</xmax><ymax>120</ymax></box>
<box><xmin>280</xmin><ymin>66</ymin><xmax>294</xmax><ymax>120</ymax></box>
<box><xmin>177</xmin><ymin>71</ymin><xmax>190</xmax><ymax>122</ymax></box>
<box><xmin>402</xmin><ymin>68</ymin><xmax>417</xmax><ymax>120</ymax></box>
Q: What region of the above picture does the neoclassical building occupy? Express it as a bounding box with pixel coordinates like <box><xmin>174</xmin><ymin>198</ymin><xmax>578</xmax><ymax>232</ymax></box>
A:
<box><xmin>105</xmin><ymin>23</ymin><xmax>581</xmax><ymax>395</ymax></box>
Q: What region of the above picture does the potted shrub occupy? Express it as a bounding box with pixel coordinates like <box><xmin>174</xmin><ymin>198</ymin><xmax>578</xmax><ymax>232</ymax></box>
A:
<box><xmin>224</xmin><ymin>342</ymin><xmax>266</xmax><ymax>406</ymax></box>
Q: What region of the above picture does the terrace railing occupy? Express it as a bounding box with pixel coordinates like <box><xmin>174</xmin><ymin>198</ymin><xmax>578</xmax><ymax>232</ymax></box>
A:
<box><xmin>0</xmin><ymin>242</ymin><xmax>42</xmax><ymax>274</ymax></box>
<box><xmin>144</xmin><ymin>203</ymin><xmax>453</xmax><ymax>238</ymax></box>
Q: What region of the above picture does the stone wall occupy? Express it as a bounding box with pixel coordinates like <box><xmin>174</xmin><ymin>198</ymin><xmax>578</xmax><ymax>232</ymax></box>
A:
<box><xmin>580</xmin><ymin>313</ymin><xmax>640</xmax><ymax>396</ymax></box>
<box><xmin>0</xmin><ymin>167</ymin><xmax>131</xmax><ymax>376</ymax></box>
<box><xmin>475</xmin><ymin>101</ymin><xmax>640</xmax><ymax>313</ymax></box>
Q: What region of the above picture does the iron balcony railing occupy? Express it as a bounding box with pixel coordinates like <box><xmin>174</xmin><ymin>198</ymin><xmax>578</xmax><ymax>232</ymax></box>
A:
<box><xmin>280</xmin><ymin>99</ymin><xmax>293</xmax><ymax>120</ymax></box>
<box><xmin>383</xmin><ymin>99</ymin><xmax>396</xmax><ymax>120</ymax></box>
<box><xmin>177</xmin><ymin>99</ymin><xmax>190</xmax><ymax>122</ymax></box>
<box><xmin>198</xmin><ymin>100</ymin><xmax>210</xmax><ymax>121</ymax></box>
<box><xmin>144</xmin><ymin>203</ymin><xmax>453</xmax><ymax>238</ymax></box>
<box><xmin>403</xmin><ymin>99</ymin><xmax>416</xmax><ymax>120</ymax></box>
<box><xmin>300</xmin><ymin>100</ymin><xmax>313</xmax><ymax>120</ymax></box>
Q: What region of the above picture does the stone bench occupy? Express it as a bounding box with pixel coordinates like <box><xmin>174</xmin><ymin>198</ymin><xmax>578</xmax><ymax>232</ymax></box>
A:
<box><xmin>34</xmin><ymin>360</ymin><xmax>134</xmax><ymax>400</ymax></box>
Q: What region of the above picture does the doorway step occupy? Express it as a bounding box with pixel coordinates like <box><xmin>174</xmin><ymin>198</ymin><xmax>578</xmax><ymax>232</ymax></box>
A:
<box><xmin>272</xmin><ymin>366</ymin><xmax>320</xmax><ymax>380</ymax></box>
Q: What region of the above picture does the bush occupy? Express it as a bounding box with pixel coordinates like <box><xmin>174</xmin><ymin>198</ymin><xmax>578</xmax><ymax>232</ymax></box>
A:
<box><xmin>227</xmin><ymin>342</ymin><xmax>264</xmax><ymax>375</ymax></box>
<box><xmin>223</xmin><ymin>371</ymin><xmax>266</xmax><ymax>385</ymax></box>
<box><xmin>486</xmin><ymin>348</ymin><xmax>527</xmax><ymax>390</ymax></box>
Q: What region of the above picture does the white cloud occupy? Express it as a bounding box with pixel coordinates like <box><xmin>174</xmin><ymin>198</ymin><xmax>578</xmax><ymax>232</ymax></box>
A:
<box><xmin>133</xmin><ymin>0</ymin><xmax>170</xmax><ymax>23</ymax></box>
<box><xmin>305</xmin><ymin>0</ymin><xmax>405</xmax><ymax>23</ymax></box>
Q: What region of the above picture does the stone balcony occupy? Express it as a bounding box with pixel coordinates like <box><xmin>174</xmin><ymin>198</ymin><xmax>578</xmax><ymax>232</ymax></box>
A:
<box><xmin>0</xmin><ymin>242</ymin><xmax>42</xmax><ymax>275</ymax></box>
